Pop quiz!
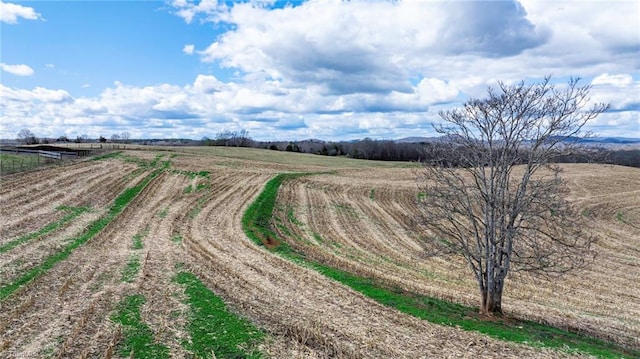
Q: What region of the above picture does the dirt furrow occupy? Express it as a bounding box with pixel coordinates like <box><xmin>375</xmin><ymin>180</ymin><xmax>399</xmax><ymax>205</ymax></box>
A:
<box><xmin>2</xmin><ymin>149</ymin><xmax>637</xmax><ymax>358</ymax></box>
<box><xmin>0</xmin><ymin>210</ymin><xmax>102</xmax><ymax>287</ymax></box>
<box><xmin>281</xmin><ymin>177</ymin><xmax>476</xmax><ymax>304</ymax></box>
<box><xmin>183</xmin><ymin>170</ymin><xmax>572</xmax><ymax>358</ymax></box>
<box><xmin>0</xmin><ymin>166</ymin><xmax>168</xmax><ymax>357</ymax></box>
<box><xmin>0</xmin><ymin>159</ymin><xmax>140</xmax><ymax>242</ymax></box>
<box><xmin>276</xmin><ymin>165</ymin><xmax>640</xmax><ymax>350</ymax></box>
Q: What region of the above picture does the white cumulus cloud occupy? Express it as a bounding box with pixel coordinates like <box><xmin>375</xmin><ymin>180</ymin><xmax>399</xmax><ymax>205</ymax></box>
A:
<box><xmin>0</xmin><ymin>1</ymin><xmax>42</xmax><ymax>23</ymax></box>
<box><xmin>590</xmin><ymin>73</ymin><xmax>640</xmax><ymax>113</ymax></box>
<box><xmin>196</xmin><ymin>0</ymin><xmax>547</xmax><ymax>96</ymax></box>
<box><xmin>0</xmin><ymin>63</ymin><xmax>34</xmax><ymax>76</ymax></box>
<box><xmin>1</xmin><ymin>1</ymin><xmax>638</xmax><ymax>140</ymax></box>
<box><xmin>592</xmin><ymin>73</ymin><xmax>634</xmax><ymax>87</ymax></box>
<box><xmin>183</xmin><ymin>44</ymin><xmax>195</xmax><ymax>55</ymax></box>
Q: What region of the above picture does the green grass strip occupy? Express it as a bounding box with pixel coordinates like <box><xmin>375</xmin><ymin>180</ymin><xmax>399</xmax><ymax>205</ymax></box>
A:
<box><xmin>242</xmin><ymin>173</ymin><xmax>308</xmax><ymax>257</ymax></box>
<box><xmin>0</xmin><ymin>206</ymin><xmax>90</xmax><ymax>253</ymax></box>
<box><xmin>242</xmin><ymin>173</ymin><xmax>640</xmax><ymax>359</ymax></box>
<box><xmin>309</xmin><ymin>264</ymin><xmax>638</xmax><ymax>358</ymax></box>
<box><xmin>111</xmin><ymin>294</ymin><xmax>170</xmax><ymax>358</ymax></box>
<box><xmin>0</xmin><ymin>168</ymin><xmax>163</xmax><ymax>302</ymax></box>
<box><xmin>174</xmin><ymin>271</ymin><xmax>263</xmax><ymax>359</ymax></box>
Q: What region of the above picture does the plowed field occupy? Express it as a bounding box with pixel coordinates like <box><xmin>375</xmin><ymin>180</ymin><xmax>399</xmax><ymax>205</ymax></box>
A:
<box><xmin>1</xmin><ymin>147</ymin><xmax>637</xmax><ymax>358</ymax></box>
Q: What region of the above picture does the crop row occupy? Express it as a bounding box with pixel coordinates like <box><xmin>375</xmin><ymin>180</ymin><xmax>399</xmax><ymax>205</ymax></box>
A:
<box><xmin>242</xmin><ymin>172</ymin><xmax>640</xmax><ymax>359</ymax></box>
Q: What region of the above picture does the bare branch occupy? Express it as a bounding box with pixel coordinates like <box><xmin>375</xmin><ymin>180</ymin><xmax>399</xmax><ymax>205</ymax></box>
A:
<box><xmin>419</xmin><ymin>76</ymin><xmax>608</xmax><ymax>315</ymax></box>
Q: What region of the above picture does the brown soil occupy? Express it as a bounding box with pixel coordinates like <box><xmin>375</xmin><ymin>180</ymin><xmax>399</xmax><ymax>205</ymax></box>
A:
<box><xmin>275</xmin><ymin>163</ymin><xmax>640</xmax><ymax>350</ymax></box>
<box><xmin>1</xmin><ymin>149</ymin><xmax>621</xmax><ymax>358</ymax></box>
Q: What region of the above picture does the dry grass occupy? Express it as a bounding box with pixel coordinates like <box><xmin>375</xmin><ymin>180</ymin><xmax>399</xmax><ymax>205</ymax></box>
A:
<box><xmin>1</xmin><ymin>147</ymin><xmax>631</xmax><ymax>358</ymax></box>
<box><xmin>275</xmin><ymin>163</ymin><xmax>640</xmax><ymax>350</ymax></box>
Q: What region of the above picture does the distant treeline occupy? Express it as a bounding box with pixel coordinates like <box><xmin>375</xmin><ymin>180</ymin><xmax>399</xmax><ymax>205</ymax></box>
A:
<box><xmin>203</xmin><ymin>130</ymin><xmax>640</xmax><ymax>168</ymax></box>
<box><xmin>23</xmin><ymin>129</ymin><xmax>637</xmax><ymax>168</ymax></box>
<box><xmin>555</xmin><ymin>148</ymin><xmax>640</xmax><ymax>168</ymax></box>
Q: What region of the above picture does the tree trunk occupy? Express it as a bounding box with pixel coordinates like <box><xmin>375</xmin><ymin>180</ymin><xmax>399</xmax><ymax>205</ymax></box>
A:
<box><xmin>480</xmin><ymin>286</ymin><xmax>503</xmax><ymax>316</ymax></box>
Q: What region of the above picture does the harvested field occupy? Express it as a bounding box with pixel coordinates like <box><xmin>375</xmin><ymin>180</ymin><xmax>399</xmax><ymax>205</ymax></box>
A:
<box><xmin>275</xmin><ymin>163</ymin><xmax>640</xmax><ymax>350</ymax></box>
<box><xmin>0</xmin><ymin>147</ymin><xmax>636</xmax><ymax>358</ymax></box>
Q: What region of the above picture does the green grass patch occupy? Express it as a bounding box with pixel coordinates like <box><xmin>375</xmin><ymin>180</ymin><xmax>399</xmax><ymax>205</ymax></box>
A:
<box><xmin>242</xmin><ymin>173</ymin><xmax>309</xmax><ymax>255</ymax></box>
<box><xmin>174</xmin><ymin>271</ymin><xmax>264</xmax><ymax>359</ymax></box>
<box><xmin>369</xmin><ymin>189</ymin><xmax>375</xmax><ymax>200</ymax></box>
<box><xmin>0</xmin><ymin>168</ymin><xmax>163</xmax><ymax>302</ymax></box>
<box><xmin>312</xmin><ymin>232</ymin><xmax>325</xmax><ymax>244</ymax></box>
<box><xmin>170</xmin><ymin>234</ymin><xmax>183</xmax><ymax>244</ymax></box>
<box><xmin>170</xmin><ymin>169</ymin><xmax>210</xmax><ymax>179</ymax></box>
<box><xmin>92</xmin><ymin>151</ymin><xmax>122</xmax><ymax>161</ymax></box>
<box><xmin>334</xmin><ymin>203</ymin><xmax>359</xmax><ymax>218</ymax></box>
<box><xmin>157</xmin><ymin>208</ymin><xmax>169</xmax><ymax>219</ymax></box>
<box><xmin>0</xmin><ymin>153</ymin><xmax>37</xmax><ymax>162</ymax></box>
<box><xmin>118</xmin><ymin>153</ymin><xmax>167</xmax><ymax>169</ymax></box>
<box><xmin>183</xmin><ymin>185</ymin><xmax>193</xmax><ymax>194</ymax></box>
<box><xmin>149</xmin><ymin>154</ymin><xmax>163</xmax><ymax>168</ymax></box>
<box><xmin>0</xmin><ymin>153</ymin><xmax>42</xmax><ymax>173</ymax></box>
<box><xmin>241</xmin><ymin>172</ymin><xmax>640</xmax><ymax>359</ymax></box>
<box><xmin>132</xmin><ymin>228</ymin><xmax>148</xmax><ymax>249</ymax></box>
<box><xmin>121</xmin><ymin>254</ymin><xmax>141</xmax><ymax>283</ymax></box>
<box><xmin>188</xmin><ymin>197</ymin><xmax>208</xmax><ymax>219</ymax></box>
<box><xmin>111</xmin><ymin>295</ymin><xmax>170</xmax><ymax>358</ymax></box>
<box><xmin>286</xmin><ymin>206</ymin><xmax>303</xmax><ymax>226</ymax></box>
<box><xmin>0</xmin><ymin>206</ymin><xmax>90</xmax><ymax>253</ymax></box>
<box><xmin>195</xmin><ymin>182</ymin><xmax>211</xmax><ymax>192</ymax></box>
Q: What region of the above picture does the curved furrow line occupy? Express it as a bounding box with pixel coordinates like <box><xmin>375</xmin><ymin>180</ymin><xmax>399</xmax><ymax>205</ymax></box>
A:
<box><xmin>0</xmin><ymin>169</ymin><xmax>143</xmax><ymax>246</ymax></box>
<box><xmin>49</xmin><ymin>169</ymin><xmax>260</xmax><ymax>358</ymax></box>
<box><xmin>318</xmin><ymin>187</ymin><xmax>418</xmax><ymax>269</ymax></box>
<box><xmin>281</xmin><ymin>178</ymin><xmax>475</xmax><ymax>305</ymax></box>
<box><xmin>131</xmin><ymin>172</ymin><xmax>200</xmax><ymax>359</ymax></box>
<box><xmin>183</xmin><ymin>171</ymin><xmax>569</xmax><ymax>358</ymax></box>
<box><xmin>0</xmin><ymin>161</ymin><xmax>88</xmax><ymax>196</ymax></box>
<box><xmin>281</xmin><ymin>167</ymin><xmax>640</xmax><ymax>350</ymax></box>
<box><xmin>355</xmin><ymin>190</ymin><xmax>425</xmax><ymax>257</ymax></box>
<box><xmin>298</xmin><ymin>174</ymin><xmax>423</xmax><ymax>261</ymax></box>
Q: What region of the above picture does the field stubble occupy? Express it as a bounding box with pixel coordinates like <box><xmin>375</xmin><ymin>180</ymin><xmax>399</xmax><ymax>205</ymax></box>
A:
<box><xmin>0</xmin><ymin>148</ymin><xmax>632</xmax><ymax>358</ymax></box>
<box><xmin>275</xmin><ymin>164</ymin><xmax>640</xmax><ymax>350</ymax></box>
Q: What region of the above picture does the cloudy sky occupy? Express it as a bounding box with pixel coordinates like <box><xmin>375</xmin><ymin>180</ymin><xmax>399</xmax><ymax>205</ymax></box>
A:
<box><xmin>1</xmin><ymin>0</ymin><xmax>638</xmax><ymax>141</ymax></box>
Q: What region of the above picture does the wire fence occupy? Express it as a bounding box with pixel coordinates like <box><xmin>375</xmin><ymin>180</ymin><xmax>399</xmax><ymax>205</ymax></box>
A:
<box><xmin>0</xmin><ymin>155</ymin><xmax>67</xmax><ymax>175</ymax></box>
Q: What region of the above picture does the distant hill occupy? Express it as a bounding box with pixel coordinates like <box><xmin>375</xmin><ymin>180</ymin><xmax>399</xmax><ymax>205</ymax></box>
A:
<box><xmin>395</xmin><ymin>136</ymin><xmax>640</xmax><ymax>148</ymax></box>
<box><xmin>576</xmin><ymin>137</ymin><xmax>640</xmax><ymax>145</ymax></box>
<box><xmin>395</xmin><ymin>136</ymin><xmax>440</xmax><ymax>143</ymax></box>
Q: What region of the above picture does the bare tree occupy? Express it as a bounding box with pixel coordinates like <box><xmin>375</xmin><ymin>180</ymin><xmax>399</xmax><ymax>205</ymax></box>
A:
<box><xmin>17</xmin><ymin>129</ymin><xmax>37</xmax><ymax>145</ymax></box>
<box><xmin>120</xmin><ymin>132</ymin><xmax>130</xmax><ymax>143</ymax></box>
<box><xmin>214</xmin><ymin>129</ymin><xmax>253</xmax><ymax>147</ymax></box>
<box><xmin>236</xmin><ymin>129</ymin><xmax>252</xmax><ymax>147</ymax></box>
<box><xmin>419</xmin><ymin>77</ymin><xmax>609</xmax><ymax>315</ymax></box>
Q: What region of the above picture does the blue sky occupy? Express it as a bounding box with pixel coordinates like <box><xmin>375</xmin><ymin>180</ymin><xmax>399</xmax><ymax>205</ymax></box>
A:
<box><xmin>1</xmin><ymin>0</ymin><xmax>639</xmax><ymax>141</ymax></box>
